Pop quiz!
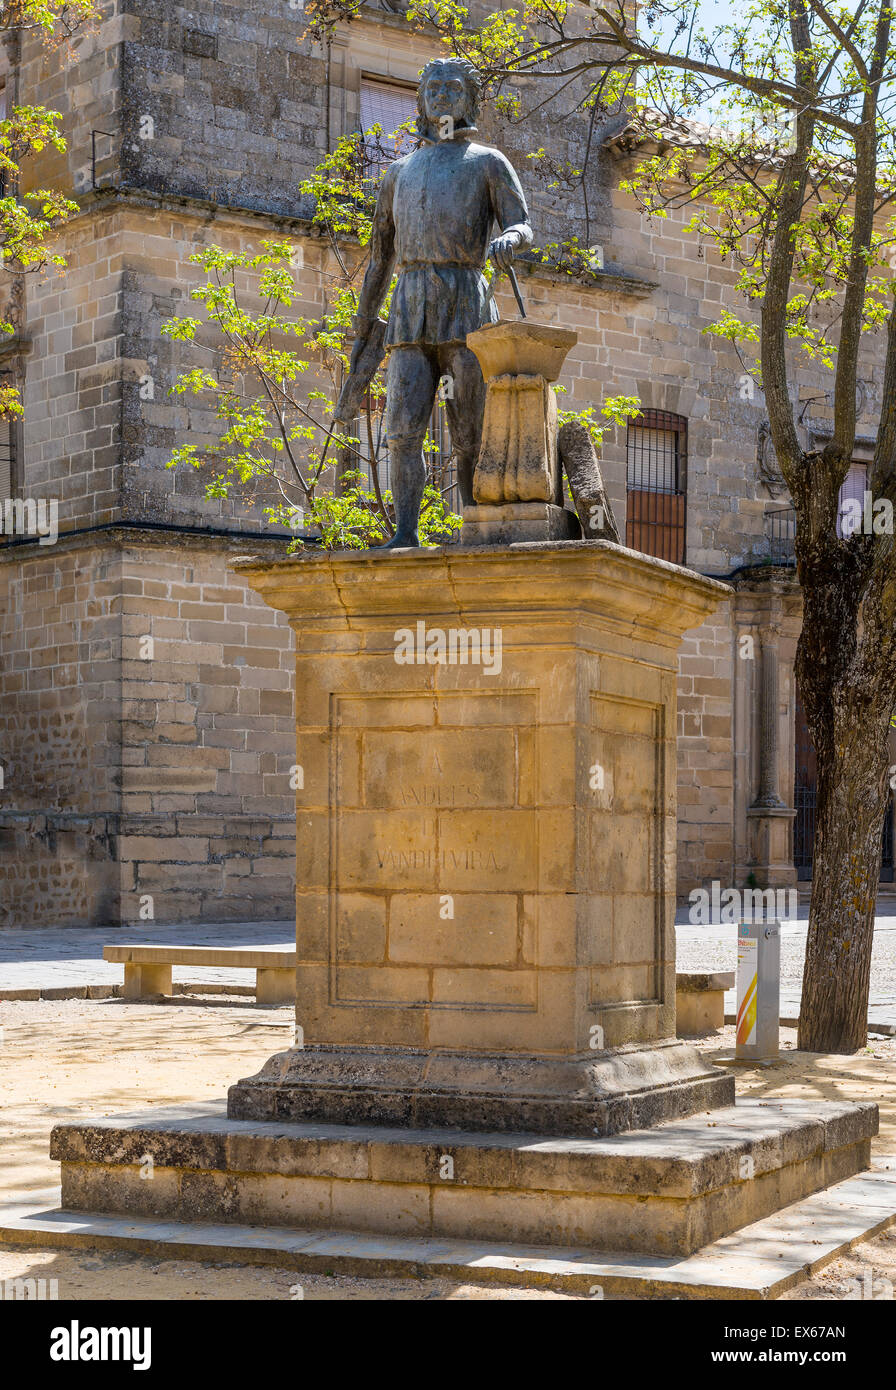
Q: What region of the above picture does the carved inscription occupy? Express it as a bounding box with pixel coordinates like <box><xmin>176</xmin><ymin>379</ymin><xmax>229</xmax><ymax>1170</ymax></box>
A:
<box><xmin>360</xmin><ymin>729</ymin><xmax>515</xmax><ymax>810</ymax></box>
<box><xmin>332</xmin><ymin>695</ymin><xmax>539</xmax><ymax>1010</ymax></box>
<box><xmin>396</xmin><ymin>752</ymin><xmax>484</xmax><ymax>806</ymax></box>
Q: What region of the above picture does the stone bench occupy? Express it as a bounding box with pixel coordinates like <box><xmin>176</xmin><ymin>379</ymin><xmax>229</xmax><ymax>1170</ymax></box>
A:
<box><xmin>676</xmin><ymin>970</ymin><xmax>735</xmax><ymax>1035</ymax></box>
<box><xmin>102</xmin><ymin>945</ymin><xmax>296</xmax><ymax>1007</ymax></box>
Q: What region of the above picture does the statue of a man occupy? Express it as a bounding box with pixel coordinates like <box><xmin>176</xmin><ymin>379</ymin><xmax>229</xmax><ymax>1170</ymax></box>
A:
<box><xmin>350</xmin><ymin>57</ymin><xmax>533</xmax><ymax>548</ymax></box>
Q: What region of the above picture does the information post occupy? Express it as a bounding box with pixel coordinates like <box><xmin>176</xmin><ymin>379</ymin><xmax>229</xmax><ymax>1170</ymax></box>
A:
<box><xmin>736</xmin><ymin>919</ymin><xmax>781</xmax><ymax>1062</ymax></box>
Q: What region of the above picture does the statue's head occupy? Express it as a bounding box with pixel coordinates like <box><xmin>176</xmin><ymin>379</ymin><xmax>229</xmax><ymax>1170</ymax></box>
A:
<box><xmin>416</xmin><ymin>57</ymin><xmax>481</xmax><ymax>141</ymax></box>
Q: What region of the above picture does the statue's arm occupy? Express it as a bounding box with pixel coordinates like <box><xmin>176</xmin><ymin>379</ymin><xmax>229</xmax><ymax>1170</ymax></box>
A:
<box><xmin>488</xmin><ymin>152</ymin><xmax>533</xmax><ymax>270</ymax></box>
<box><xmin>354</xmin><ymin>165</ymin><xmax>397</xmax><ymax>331</ymax></box>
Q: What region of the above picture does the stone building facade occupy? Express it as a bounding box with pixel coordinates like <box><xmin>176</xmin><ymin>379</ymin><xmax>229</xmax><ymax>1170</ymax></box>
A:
<box><xmin>0</xmin><ymin>0</ymin><xmax>887</xmax><ymax>926</ymax></box>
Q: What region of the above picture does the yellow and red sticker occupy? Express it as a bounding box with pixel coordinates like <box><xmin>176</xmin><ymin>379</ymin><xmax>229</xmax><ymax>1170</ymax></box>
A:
<box><xmin>736</xmin><ymin>928</ymin><xmax>758</xmax><ymax>1048</ymax></box>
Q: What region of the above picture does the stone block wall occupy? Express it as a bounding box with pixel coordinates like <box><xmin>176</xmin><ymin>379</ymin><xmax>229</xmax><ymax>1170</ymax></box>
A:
<box><xmin>0</xmin><ymin>530</ymin><xmax>296</xmax><ymax>926</ymax></box>
<box><xmin>18</xmin><ymin>203</ymin><xmax>123</xmax><ymax>531</ymax></box>
<box><xmin>0</xmin><ymin>536</ymin><xmax>121</xmax><ymax>924</ymax></box>
<box><xmin>675</xmin><ymin>607</ymin><xmax>737</xmax><ymax>895</ymax></box>
<box><xmin>114</xmin><ymin>530</ymin><xmax>296</xmax><ymax>925</ymax></box>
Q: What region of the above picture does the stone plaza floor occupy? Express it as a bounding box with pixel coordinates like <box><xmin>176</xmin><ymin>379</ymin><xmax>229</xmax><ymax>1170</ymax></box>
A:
<box><xmin>3</xmin><ymin>911</ymin><xmax>896</xmax><ymax>1031</ymax></box>
<box><xmin>0</xmin><ymin>921</ymin><xmax>294</xmax><ymax>996</ymax></box>
<box><xmin>676</xmin><ymin>906</ymin><xmax>896</xmax><ymax>1032</ymax></box>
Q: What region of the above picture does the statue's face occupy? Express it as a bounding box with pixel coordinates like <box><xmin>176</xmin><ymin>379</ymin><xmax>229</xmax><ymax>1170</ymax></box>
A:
<box><xmin>422</xmin><ymin>70</ymin><xmax>469</xmax><ymax>128</ymax></box>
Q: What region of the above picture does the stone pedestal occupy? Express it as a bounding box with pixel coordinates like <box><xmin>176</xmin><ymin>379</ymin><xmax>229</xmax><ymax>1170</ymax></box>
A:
<box><xmin>226</xmin><ymin>541</ymin><xmax>735</xmax><ymax>1135</ymax></box>
<box><xmin>460</xmin><ymin>501</ymin><xmax>579</xmax><ymax>546</ymax></box>
<box><xmin>461</xmin><ymin>321</ymin><xmax>579</xmax><ymax>543</ymax></box>
<box><xmin>42</xmin><ymin>541</ymin><xmax>885</xmax><ymax>1277</ymax></box>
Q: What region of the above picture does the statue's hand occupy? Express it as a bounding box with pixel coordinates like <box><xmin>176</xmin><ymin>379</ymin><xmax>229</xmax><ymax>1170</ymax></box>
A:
<box><xmin>489</xmin><ymin>230</ymin><xmax>522</xmax><ymax>272</ymax></box>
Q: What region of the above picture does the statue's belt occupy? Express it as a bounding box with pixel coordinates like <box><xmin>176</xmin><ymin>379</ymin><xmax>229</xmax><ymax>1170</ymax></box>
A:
<box><xmin>395</xmin><ymin>261</ymin><xmax>484</xmax><ymax>273</ymax></box>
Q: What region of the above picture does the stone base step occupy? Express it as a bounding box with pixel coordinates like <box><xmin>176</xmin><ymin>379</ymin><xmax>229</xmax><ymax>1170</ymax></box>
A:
<box><xmin>227</xmin><ymin>1039</ymin><xmax>736</xmax><ymax>1137</ymax></box>
<box><xmin>4</xmin><ymin>1162</ymin><xmax>896</xmax><ymax>1299</ymax></box>
<box><xmin>49</xmin><ymin>1097</ymin><xmax>877</xmax><ymax>1257</ymax></box>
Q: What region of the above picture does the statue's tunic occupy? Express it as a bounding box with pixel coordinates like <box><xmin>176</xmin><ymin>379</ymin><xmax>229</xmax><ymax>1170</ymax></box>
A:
<box><xmin>360</xmin><ymin>138</ymin><xmax>531</xmax><ymax>349</ymax></box>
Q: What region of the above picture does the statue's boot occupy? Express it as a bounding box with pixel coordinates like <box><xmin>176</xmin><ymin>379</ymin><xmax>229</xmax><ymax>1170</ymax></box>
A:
<box><xmin>380</xmin><ymin>435</ymin><xmax>425</xmax><ymax>549</ymax></box>
<box><xmin>454</xmin><ymin>448</ymin><xmax>476</xmax><ymax>509</ymax></box>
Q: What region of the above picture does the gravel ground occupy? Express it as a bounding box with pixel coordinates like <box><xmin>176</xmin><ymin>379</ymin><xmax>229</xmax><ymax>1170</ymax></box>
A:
<box><xmin>0</xmin><ymin>1246</ymin><xmax>575</xmax><ymax>1300</ymax></box>
<box><xmin>0</xmin><ymin>997</ymin><xmax>572</xmax><ymax>1300</ymax></box>
<box><xmin>1</xmin><ymin>998</ymin><xmax>896</xmax><ymax>1300</ymax></box>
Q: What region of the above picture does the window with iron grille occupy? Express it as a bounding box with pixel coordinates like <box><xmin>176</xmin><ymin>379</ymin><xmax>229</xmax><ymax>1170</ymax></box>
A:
<box><xmin>0</xmin><ymin>358</ymin><xmax>21</xmax><ymax>506</ymax></box>
<box><xmin>353</xmin><ymin>399</ymin><xmax>390</xmax><ymax>496</ymax></box>
<box><xmin>0</xmin><ymin>417</ymin><xmax>14</xmax><ymax>500</ymax></box>
<box><xmin>625</xmin><ymin>410</ymin><xmax>687</xmax><ymax>564</ymax></box>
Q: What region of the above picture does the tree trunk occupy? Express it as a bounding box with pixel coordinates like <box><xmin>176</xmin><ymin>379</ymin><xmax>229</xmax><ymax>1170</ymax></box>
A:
<box><xmin>798</xmin><ymin>734</ymin><xmax>886</xmax><ymax>1051</ymax></box>
<box><xmin>795</xmin><ymin>557</ymin><xmax>894</xmax><ymax>1052</ymax></box>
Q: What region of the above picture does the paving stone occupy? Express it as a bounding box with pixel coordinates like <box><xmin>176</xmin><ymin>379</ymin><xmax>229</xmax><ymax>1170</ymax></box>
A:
<box><xmin>5</xmin><ymin>916</ymin><xmax>896</xmax><ymax>1016</ymax></box>
<box><xmin>0</xmin><ymin>921</ymin><xmax>293</xmax><ymax>993</ymax></box>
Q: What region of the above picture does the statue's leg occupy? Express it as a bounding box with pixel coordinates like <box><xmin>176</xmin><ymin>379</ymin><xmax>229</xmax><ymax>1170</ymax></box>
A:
<box><xmin>441</xmin><ymin>342</ymin><xmax>486</xmax><ymax>508</ymax></box>
<box><xmin>382</xmin><ymin>345</ymin><xmax>438</xmax><ymax>548</ymax></box>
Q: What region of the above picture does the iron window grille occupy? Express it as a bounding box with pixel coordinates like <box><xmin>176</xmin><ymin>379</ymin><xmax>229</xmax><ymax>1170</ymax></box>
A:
<box><xmin>625</xmin><ymin>409</ymin><xmax>687</xmax><ymax>565</ymax></box>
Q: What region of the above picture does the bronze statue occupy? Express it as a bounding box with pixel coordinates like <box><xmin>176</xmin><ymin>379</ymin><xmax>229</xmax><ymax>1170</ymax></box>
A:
<box><xmin>342</xmin><ymin>57</ymin><xmax>533</xmax><ymax>548</ymax></box>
